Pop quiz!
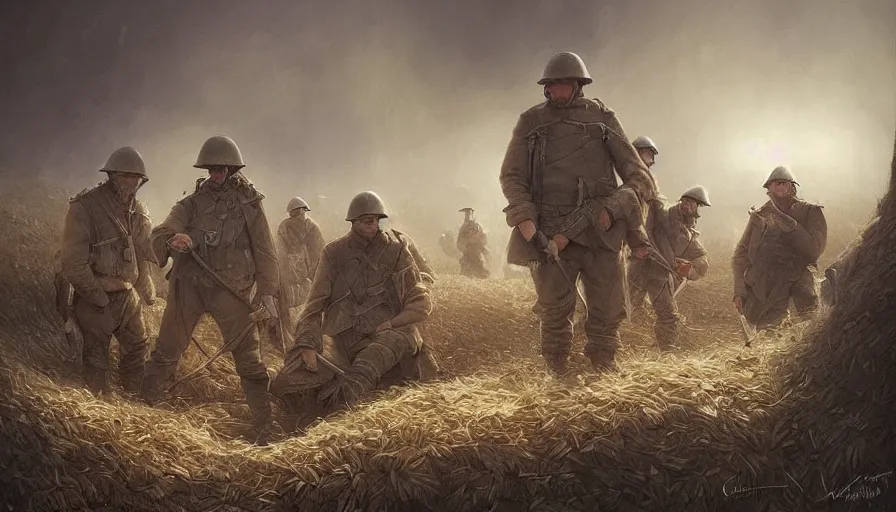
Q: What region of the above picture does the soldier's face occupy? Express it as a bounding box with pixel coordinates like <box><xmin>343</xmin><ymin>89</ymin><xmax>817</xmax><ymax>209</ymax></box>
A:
<box><xmin>681</xmin><ymin>198</ymin><xmax>699</xmax><ymax>216</ymax></box>
<box><xmin>546</xmin><ymin>80</ymin><xmax>575</xmax><ymax>102</ymax></box>
<box><xmin>638</xmin><ymin>149</ymin><xmax>656</xmax><ymax>168</ymax></box>
<box><xmin>207</xmin><ymin>166</ymin><xmax>229</xmax><ymax>184</ymax></box>
<box><xmin>113</xmin><ymin>172</ymin><xmax>141</xmax><ymax>189</ymax></box>
<box><xmin>768</xmin><ymin>180</ymin><xmax>794</xmax><ymax>200</ymax></box>
<box><xmin>352</xmin><ymin>215</ymin><xmax>380</xmax><ymax>240</ymax></box>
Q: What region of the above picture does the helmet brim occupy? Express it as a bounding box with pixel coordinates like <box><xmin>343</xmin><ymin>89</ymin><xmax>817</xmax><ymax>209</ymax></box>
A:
<box><xmin>538</xmin><ymin>77</ymin><xmax>593</xmax><ymax>86</ymax></box>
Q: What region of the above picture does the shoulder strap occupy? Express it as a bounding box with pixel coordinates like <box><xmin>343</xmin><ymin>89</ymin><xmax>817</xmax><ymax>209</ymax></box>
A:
<box><xmin>85</xmin><ymin>192</ymin><xmax>130</xmax><ymax>238</ymax></box>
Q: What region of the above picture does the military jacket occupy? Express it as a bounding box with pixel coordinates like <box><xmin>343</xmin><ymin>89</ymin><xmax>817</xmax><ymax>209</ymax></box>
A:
<box><xmin>61</xmin><ymin>181</ymin><xmax>155</xmax><ymax>307</ymax></box>
<box><xmin>151</xmin><ymin>173</ymin><xmax>279</xmax><ymax>296</ymax></box>
<box><xmin>294</xmin><ymin>229</ymin><xmax>432</xmax><ymax>351</ymax></box>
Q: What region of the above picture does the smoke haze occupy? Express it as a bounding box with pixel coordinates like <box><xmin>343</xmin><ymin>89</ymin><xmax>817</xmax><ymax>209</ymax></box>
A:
<box><xmin>1</xmin><ymin>0</ymin><xmax>894</xmax><ymax>262</ymax></box>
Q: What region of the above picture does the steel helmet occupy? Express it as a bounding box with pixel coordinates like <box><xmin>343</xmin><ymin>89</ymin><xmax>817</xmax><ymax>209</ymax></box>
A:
<box><xmin>99</xmin><ymin>146</ymin><xmax>147</xmax><ymax>179</ymax></box>
<box><xmin>763</xmin><ymin>166</ymin><xmax>799</xmax><ymax>188</ymax></box>
<box><xmin>345</xmin><ymin>191</ymin><xmax>388</xmax><ymax>221</ymax></box>
<box><xmin>538</xmin><ymin>52</ymin><xmax>593</xmax><ymax>85</ymax></box>
<box><xmin>194</xmin><ymin>135</ymin><xmax>245</xmax><ymax>169</ymax></box>
<box><xmin>632</xmin><ymin>136</ymin><xmax>658</xmax><ymax>155</ymax></box>
<box><xmin>680</xmin><ymin>186</ymin><xmax>711</xmax><ymax>207</ymax></box>
<box><xmin>287</xmin><ymin>197</ymin><xmax>310</xmax><ymax>213</ymax></box>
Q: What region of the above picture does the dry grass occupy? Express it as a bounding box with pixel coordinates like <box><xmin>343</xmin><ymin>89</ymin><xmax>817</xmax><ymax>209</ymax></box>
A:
<box><xmin>0</xmin><ymin>176</ymin><xmax>893</xmax><ymax>511</ymax></box>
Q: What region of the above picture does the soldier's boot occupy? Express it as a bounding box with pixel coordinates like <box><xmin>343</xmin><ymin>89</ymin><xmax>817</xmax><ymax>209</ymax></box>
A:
<box><xmin>584</xmin><ymin>334</ymin><xmax>619</xmax><ymax>374</ymax></box>
<box><xmin>542</xmin><ymin>351</ymin><xmax>569</xmax><ymax>377</ymax></box>
<box><xmin>118</xmin><ymin>359</ymin><xmax>146</xmax><ymax>395</ymax></box>
<box><xmin>241</xmin><ymin>378</ymin><xmax>273</xmax><ymax>446</ymax></box>
<box><xmin>337</xmin><ymin>341</ymin><xmax>402</xmax><ymax>407</ymax></box>
<box><xmin>655</xmin><ymin>321</ymin><xmax>679</xmax><ymax>352</ymax></box>
<box><xmin>83</xmin><ymin>365</ymin><xmax>108</xmax><ymax>395</ymax></box>
<box><xmin>140</xmin><ymin>365</ymin><xmax>172</xmax><ymax>405</ymax></box>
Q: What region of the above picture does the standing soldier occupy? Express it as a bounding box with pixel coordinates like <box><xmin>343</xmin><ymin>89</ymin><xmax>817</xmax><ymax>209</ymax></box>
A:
<box><xmin>629</xmin><ymin>186</ymin><xmax>712</xmax><ymax>349</ymax></box>
<box><xmin>271</xmin><ymin>191</ymin><xmax>436</xmax><ymax>420</ymax></box>
<box><xmin>456</xmin><ymin>207</ymin><xmax>490</xmax><ymax>279</ymax></box>
<box><xmin>732</xmin><ymin>166</ymin><xmax>827</xmax><ymax>329</ymax></box>
<box><xmin>277</xmin><ymin>196</ymin><xmax>326</xmax><ymax>308</ymax></box>
<box><xmin>59</xmin><ymin>146</ymin><xmax>157</xmax><ymax>394</ymax></box>
<box><xmin>627</xmin><ymin>135</ymin><xmax>668</xmax><ymax>312</ymax></box>
<box><xmin>500</xmin><ymin>51</ymin><xmax>657</xmax><ymax>375</ymax></box>
<box><xmin>140</xmin><ymin>135</ymin><xmax>279</xmax><ymax>442</ymax></box>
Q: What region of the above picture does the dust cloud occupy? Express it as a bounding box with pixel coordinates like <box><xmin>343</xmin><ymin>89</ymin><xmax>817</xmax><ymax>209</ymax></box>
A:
<box><xmin>1</xmin><ymin>0</ymin><xmax>893</xmax><ymax>262</ymax></box>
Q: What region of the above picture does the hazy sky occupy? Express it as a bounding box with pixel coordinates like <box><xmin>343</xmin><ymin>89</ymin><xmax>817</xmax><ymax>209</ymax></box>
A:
<box><xmin>1</xmin><ymin>0</ymin><xmax>894</xmax><ymax>254</ymax></box>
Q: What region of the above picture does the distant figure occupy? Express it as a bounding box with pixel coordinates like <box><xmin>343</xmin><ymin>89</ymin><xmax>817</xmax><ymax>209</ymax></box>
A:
<box><xmin>277</xmin><ymin>196</ymin><xmax>326</xmax><ymax>309</ymax></box>
<box><xmin>456</xmin><ymin>208</ymin><xmax>490</xmax><ymax>279</ymax></box>
<box><xmin>732</xmin><ymin>166</ymin><xmax>827</xmax><ymax>329</ymax></box>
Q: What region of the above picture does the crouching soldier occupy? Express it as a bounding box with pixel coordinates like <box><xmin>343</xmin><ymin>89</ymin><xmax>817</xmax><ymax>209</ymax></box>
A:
<box><xmin>60</xmin><ymin>147</ymin><xmax>156</xmax><ymax>394</ymax></box>
<box><xmin>271</xmin><ymin>191</ymin><xmax>437</xmax><ymax>426</ymax></box>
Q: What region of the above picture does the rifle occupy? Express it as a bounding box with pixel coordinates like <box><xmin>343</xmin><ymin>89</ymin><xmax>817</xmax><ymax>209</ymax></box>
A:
<box><xmin>185</xmin><ymin>247</ymin><xmax>284</xmax><ymax>354</ymax></box>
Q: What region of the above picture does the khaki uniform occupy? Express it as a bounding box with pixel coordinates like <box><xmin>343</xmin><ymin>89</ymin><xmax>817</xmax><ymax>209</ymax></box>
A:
<box><xmin>397</xmin><ymin>231</ymin><xmax>435</xmax><ymax>286</ymax></box>
<box><xmin>274</xmin><ymin>229</ymin><xmax>433</xmax><ymax>408</ymax></box>
<box><xmin>60</xmin><ymin>181</ymin><xmax>156</xmax><ymax>393</ymax></box>
<box><xmin>141</xmin><ymin>174</ymin><xmax>279</xmax><ymax>426</ymax></box>
<box><xmin>276</xmin><ymin>213</ymin><xmax>326</xmax><ymax>308</ymax></box>
<box><xmin>732</xmin><ymin>199</ymin><xmax>827</xmax><ymax>328</ymax></box>
<box><xmin>456</xmin><ymin>220</ymin><xmax>490</xmax><ymax>279</ymax></box>
<box><xmin>628</xmin><ymin>203</ymin><xmax>709</xmax><ymax>347</ymax></box>
<box><xmin>500</xmin><ymin>95</ymin><xmax>656</xmax><ymax>369</ymax></box>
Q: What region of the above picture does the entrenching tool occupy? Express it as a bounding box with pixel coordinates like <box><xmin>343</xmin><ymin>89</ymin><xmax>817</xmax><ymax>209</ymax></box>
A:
<box><xmin>188</xmin><ymin>247</ymin><xmax>287</xmax><ymax>355</ymax></box>
<box><xmin>739</xmin><ymin>314</ymin><xmax>757</xmax><ymax>348</ymax></box>
<box><xmin>167</xmin><ymin>307</ymin><xmax>272</xmax><ymax>392</ymax></box>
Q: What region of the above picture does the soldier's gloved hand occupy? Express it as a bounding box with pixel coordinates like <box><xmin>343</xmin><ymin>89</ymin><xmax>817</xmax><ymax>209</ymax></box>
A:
<box><xmin>598</xmin><ymin>208</ymin><xmax>613</xmax><ymax>232</ymax></box>
<box><xmin>675</xmin><ymin>259</ymin><xmax>692</xmax><ymax>278</ymax></box>
<box><xmin>167</xmin><ymin>233</ymin><xmax>193</xmax><ymax>252</ymax></box>
<box><xmin>552</xmin><ymin>234</ymin><xmax>569</xmax><ymax>253</ymax></box>
<box><xmin>261</xmin><ymin>295</ymin><xmax>279</xmax><ymax>319</ymax></box>
<box><xmin>300</xmin><ymin>348</ymin><xmax>318</xmax><ymax>372</ymax></box>
<box><xmin>733</xmin><ymin>296</ymin><xmax>745</xmax><ymax>314</ymax></box>
<box><xmin>518</xmin><ymin>219</ymin><xmax>537</xmax><ymax>241</ymax></box>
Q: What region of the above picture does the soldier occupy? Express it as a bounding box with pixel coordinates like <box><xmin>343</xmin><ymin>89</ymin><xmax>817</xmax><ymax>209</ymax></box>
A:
<box><xmin>629</xmin><ymin>186</ymin><xmax>712</xmax><ymax>349</ymax></box>
<box><xmin>456</xmin><ymin>207</ymin><xmax>490</xmax><ymax>279</ymax></box>
<box><xmin>59</xmin><ymin>146</ymin><xmax>156</xmax><ymax>394</ymax></box>
<box><xmin>140</xmin><ymin>135</ymin><xmax>279</xmax><ymax>441</ymax></box>
<box><xmin>626</xmin><ymin>135</ymin><xmax>668</xmax><ymax>308</ymax></box>
<box><xmin>732</xmin><ymin>166</ymin><xmax>827</xmax><ymax>329</ymax></box>
<box><xmin>270</xmin><ymin>191</ymin><xmax>436</xmax><ymax>422</ymax></box>
<box><xmin>632</xmin><ymin>136</ymin><xmax>660</xmax><ymax>170</ymax></box>
<box><xmin>500</xmin><ymin>51</ymin><xmax>657</xmax><ymax>375</ymax></box>
<box><xmin>277</xmin><ymin>196</ymin><xmax>326</xmax><ymax>308</ymax></box>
